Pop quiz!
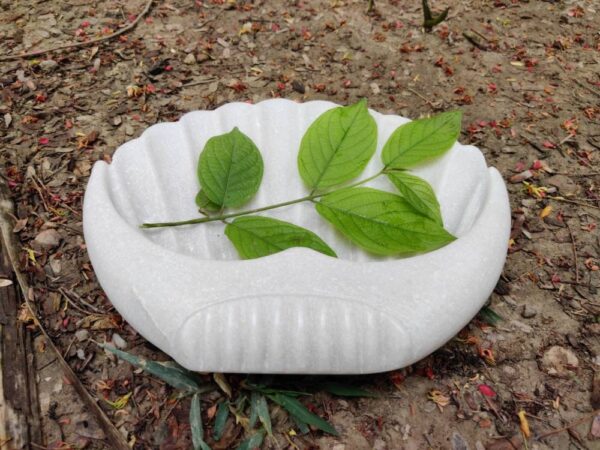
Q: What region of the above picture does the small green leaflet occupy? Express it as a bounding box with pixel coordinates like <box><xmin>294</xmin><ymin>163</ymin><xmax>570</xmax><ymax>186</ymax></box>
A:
<box><xmin>267</xmin><ymin>393</ymin><xmax>338</xmax><ymax>436</ymax></box>
<box><xmin>190</xmin><ymin>393</ymin><xmax>211</xmax><ymax>450</ymax></box>
<box><xmin>198</xmin><ymin>127</ymin><xmax>263</xmax><ymax>207</ymax></box>
<box><xmin>315</xmin><ymin>187</ymin><xmax>456</xmax><ymax>255</ymax></box>
<box><xmin>386</xmin><ymin>170</ymin><xmax>442</xmax><ymax>225</ymax></box>
<box><xmin>101</xmin><ymin>345</ymin><xmax>202</xmax><ymax>392</ymax></box>
<box><xmin>224</xmin><ymin>216</ymin><xmax>337</xmax><ymax>259</ymax></box>
<box><xmin>195</xmin><ymin>190</ymin><xmax>220</xmax><ymax>212</ymax></box>
<box><xmin>213</xmin><ymin>400</ymin><xmax>229</xmax><ymax>442</ymax></box>
<box><xmin>382</xmin><ymin>111</ymin><xmax>462</xmax><ymax>169</ymax></box>
<box><xmin>297</xmin><ymin>99</ymin><xmax>377</xmax><ymax>191</ymax></box>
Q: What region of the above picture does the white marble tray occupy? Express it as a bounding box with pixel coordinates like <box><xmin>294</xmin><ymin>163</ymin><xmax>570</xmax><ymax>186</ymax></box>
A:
<box><xmin>83</xmin><ymin>99</ymin><xmax>510</xmax><ymax>374</ymax></box>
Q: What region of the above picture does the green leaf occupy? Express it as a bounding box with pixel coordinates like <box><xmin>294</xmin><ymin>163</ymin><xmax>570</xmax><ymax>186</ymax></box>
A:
<box><xmin>255</xmin><ymin>394</ymin><xmax>272</xmax><ymax>436</ymax></box>
<box><xmin>422</xmin><ymin>0</ymin><xmax>449</xmax><ymax>31</ymax></box>
<box><xmin>195</xmin><ymin>190</ymin><xmax>220</xmax><ymax>212</ymax></box>
<box><xmin>381</xmin><ymin>111</ymin><xmax>462</xmax><ymax>169</ymax></box>
<box><xmin>248</xmin><ymin>384</ymin><xmax>309</xmax><ymax>397</ymax></box>
<box><xmin>291</xmin><ymin>415</ymin><xmax>310</xmax><ymax>435</ymax></box>
<box><xmin>225</xmin><ymin>216</ymin><xmax>336</xmax><ymax>259</ymax></box>
<box><xmin>267</xmin><ymin>394</ymin><xmax>338</xmax><ymax>436</ymax></box>
<box><xmin>198</xmin><ymin>127</ymin><xmax>263</xmax><ymax>207</ymax></box>
<box><xmin>297</xmin><ymin>99</ymin><xmax>377</xmax><ymax>190</ymax></box>
<box><xmin>317</xmin><ymin>382</ymin><xmax>378</xmax><ymax>398</ymax></box>
<box><xmin>386</xmin><ymin>171</ymin><xmax>442</xmax><ymax>225</ymax></box>
<box><xmin>248</xmin><ymin>391</ymin><xmax>259</xmax><ymax>429</ymax></box>
<box><xmin>236</xmin><ymin>430</ymin><xmax>265</xmax><ymax>450</ymax></box>
<box><xmin>101</xmin><ymin>345</ymin><xmax>202</xmax><ymax>392</ymax></box>
<box><xmin>213</xmin><ymin>400</ymin><xmax>229</xmax><ymax>442</ymax></box>
<box><xmin>479</xmin><ymin>306</ymin><xmax>504</xmax><ymax>327</ymax></box>
<box><xmin>315</xmin><ymin>187</ymin><xmax>456</xmax><ymax>255</ymax></box>
<box><xmin>190</xmin><ymin>393</ymin><xmax>211</xmax><ymax>450</ymax></box>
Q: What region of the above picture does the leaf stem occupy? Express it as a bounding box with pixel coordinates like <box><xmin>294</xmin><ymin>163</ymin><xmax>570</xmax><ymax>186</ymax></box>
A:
<box><xmin>141</xmin><ymin>171</ymin><xmax>383</xmax><ymax>229</ymax></box>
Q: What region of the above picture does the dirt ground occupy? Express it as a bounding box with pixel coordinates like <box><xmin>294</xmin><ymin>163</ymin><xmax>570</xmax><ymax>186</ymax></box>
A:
<box><xmin>1</xmin><ymin>0</ymin><xmax>600</xmax><ymax>449</ymax></box>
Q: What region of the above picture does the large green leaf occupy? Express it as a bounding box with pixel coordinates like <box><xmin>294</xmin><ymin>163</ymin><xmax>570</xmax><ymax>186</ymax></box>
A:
<box><xmin>381</xmin><ymin>111</ymin><xmax>462</xmax><ymax>169</ymax></box>
<box><xmin>101</xmin><ymin>345</ymin><xmax>203</xmax><ymax>392</ymax></box>
<box><xmin>198</xmin><ymin>127</ymin><xmax>263</xmax><ymax>207</ymax></box>
<box><xmin>267</xmin><ymin>394</ymin><xmax>338</xmax><ymax>436</ymax></box>
<box><xmin>315</xmin><ymin>187</ymin><xmax>455</xmax><ymax>255</ymax></box>
<box><xmin>190</xmin><ymin>393</ymin><xmax>211</xmax><ymax>450</ymax></box>
<box><xmin>213</xmin><ymin>400</ymin><xmax>229</xmax><ymax>442</ymax></box>
<box><xmin>386</xmin><ymin>171</ymin><xmax>442</xmax><ymax>225</ymax></box>
<box><xmin>225</xmin><ymin>216</ymin><xmax>336</xmax><ymax>259</ymax></box>
<box><xmin>297</xmin><ymin>99</ymin><xmax>377</xmax><ymax>191</ymax></box>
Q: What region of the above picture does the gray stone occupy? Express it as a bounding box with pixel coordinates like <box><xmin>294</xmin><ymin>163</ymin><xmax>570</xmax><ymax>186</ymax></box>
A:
<box><xmin>521</xmin><ymin>304</ymin><xmax>537</xmax><ymax>318</ymax></box>
<box><xmin>75</xmin><ymin>329</ymin><xmax>89</xmax><ymax>341</ymax></box>
<box><xmin>34</xmin><ymin>229</ymin><xmax>60</xmax><ymax>248</ymax></box>
<box><xmin>452</xmin><ymin>431</ymin><xmax>470</xmax><ymax>450</ymax></box>
<box><xmin>39</xmin><ymin>59</ymin><xmax>58</xmax><ymax>72</ymax></box>
<box><xmin>183</xmin><ymin>53</ymin><xmax>196</xmax><ymax>65</ymax></box>
<box><xmin>111</xmin><ymin>333</ymin><xmax>127</xmax><ymax>349</ymax></box>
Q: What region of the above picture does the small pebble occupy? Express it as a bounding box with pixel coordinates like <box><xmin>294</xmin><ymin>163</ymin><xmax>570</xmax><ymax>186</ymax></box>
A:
<box><xmin>292</xmin><ymin>80</ymin><xmax>305</xmax><ymax>94</ymax></box>
<box><xmin>112</xmin><ymin>333</ymin><xmax>127</xmax><ymax>349</ymax></box>
<box><xmin>184</xmin><ymin>53</ymin><xmax>196</xmax><ymax>64</ymax></box>
<box><xmin>521</xmin><ymin>304</ymin><xmax>537</xmax><ymax>318</ymax></box>
<box><xmin>34</xmin><ymin>229</ymin><xmax>61</xmax><ymax>248</ymax></box>
<box><xmin>452</xmin><ymin>431</ymin><xmax>469</xmax><ymax>450</ymax></box>
<box><xmin>39</xmin><ymin>59</ymin><xmax>58</xmax><ymax>72</ymax></box>
<box><xmin>75</xmin><ymin>329</ymin><xmax>89</xmax><ymax>341</ymax></box>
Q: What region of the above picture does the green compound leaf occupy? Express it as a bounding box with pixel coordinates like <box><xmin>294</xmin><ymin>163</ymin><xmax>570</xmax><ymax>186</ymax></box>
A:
<box><xmin>101</xmin><ymin>344</ymin><xmax>202</xmax><ymax>392</ymax></box>
<box><xmin>198</xmin><ymin>127</ymin><xmax>263</xmax><ymax>207</ymax></box>
<box><xmin>195</xmin><ymin>190</ymin><xmax>220</xmax><ymax>212</ymax></box>
<box><xmin>190</xmin><ymin>393</ymin><xmax>211</xmax><ymax>450</ymax></box>
<box><xmin>225</xmin><ymin>216</ymin><xmax>337</xmax><ymax>259</ymax></box>
<box><xmin>386</xmin><ymin>171</ymin><xmax>443</xmax><ymax>225</ymax></box>
<box><xmin>297</xmin><ymin>99</ymin><xmax>377</xmax><ymax>191</ymax></box>
<box><xmin>382</xmin><ymin>110</ymin><xmax>462</xmax><ymax>169</ymax></box>
<box><xmin>267</xmin><ymin>393</ymin><xmax>338</xmax><ymax>436</ymax></box>
<box><xmin>315</xmin><ymin>187</ymin><xmax>456</xmax><ymax>255</ymax></box>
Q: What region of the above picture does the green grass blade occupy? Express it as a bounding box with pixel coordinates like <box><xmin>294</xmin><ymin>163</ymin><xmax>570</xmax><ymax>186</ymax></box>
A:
<box><xmin>213</xmin><ymin>400</ymin><xmax>229</xmax><ymax>442</ymax></box>
<box><xmin>268</xmin><ymin>394</ymin><xmax>338</xmax><ymax>436</ymax></box>
<box><xmin>479</xmin><ymin>306</ymin><xmax>504</xmax><ymax>326</ymax></box>
<box><xmin>236</xmin><ymin>430</ymin><xmax>265</xmax><ymax>450</ymax></box>
<box><xmin>101</xmin><ymin>344</ymin><xmax>201</xmax><ymax>392</ymax></box>
<box><xmin>190</xmin><ymin>393</ymin><xmax>211</xmax><ymax>450</ymax></box>
<box><xmin>317</xmin><ymin>382</ymin><xmax>378</xmax><ymax>398</ymax></box>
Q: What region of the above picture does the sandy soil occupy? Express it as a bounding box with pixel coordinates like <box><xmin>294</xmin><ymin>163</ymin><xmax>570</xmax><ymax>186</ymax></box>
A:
<box><xmin>1</xmin><ymin>0</ymin><xmax>599</xmax><ymax>449</ymax></box>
